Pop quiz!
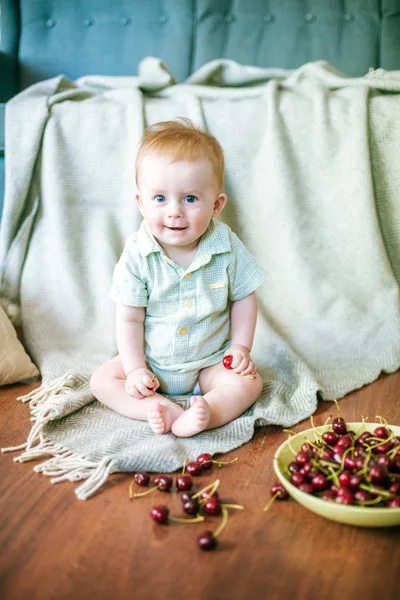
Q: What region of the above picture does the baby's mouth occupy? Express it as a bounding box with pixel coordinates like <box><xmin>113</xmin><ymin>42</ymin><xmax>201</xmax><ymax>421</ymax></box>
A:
<box><xmin>167</xmin><ymin>226</ymin><xmax>187</xmax><ymax>231</ymax></box>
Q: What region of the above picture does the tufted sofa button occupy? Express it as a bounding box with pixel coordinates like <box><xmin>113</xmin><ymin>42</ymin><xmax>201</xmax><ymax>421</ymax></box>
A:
<box><xmin>344</xmin><ymin>13</ymin><xmax>355</xmax><ymax>22</ymax></box>
<box><xmin>264</xmin><ymin>14</ymin><xmax>276</xmax><ymax>24</ymax></box>
<box><xmin>305</xmin><ymin>13</ymin><xmax>317</xmax><ymax>23</ymax></box>
<box><xmin>224</xmin><ymin>14</ymin><xmax>237</xmax><ymax>24</ymax></box>
<box><xmin>46</xmin><ymin>19</ymin><xmax>56</xmax><ymax>28</ymax></box>
<box><xmin>158</xmin><ymin>15</ymin><xmax>168</xmax><ymax>23</ymax></box>
<box><xmin>120</xmin><ymin>17</ymin><xmax>132</xmax><ymax>26</ymax></box>
<box><xmin>83</xmin><ymin>18</ymin><xmax>94</xmax><ymax>27</ymax></box>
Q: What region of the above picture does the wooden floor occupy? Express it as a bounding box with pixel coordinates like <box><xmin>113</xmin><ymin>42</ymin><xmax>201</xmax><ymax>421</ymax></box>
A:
<box><xmin>1</xmin><ymin>371</ymin><xmax>399</xmax><ymax>600</ymax></box>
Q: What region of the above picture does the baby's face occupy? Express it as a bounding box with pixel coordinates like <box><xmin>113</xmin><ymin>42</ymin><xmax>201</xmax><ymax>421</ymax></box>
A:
<box><xmin>136</xmin><ymin>154</ymin><xmax>226</xmax><ymax>255</ymax></box>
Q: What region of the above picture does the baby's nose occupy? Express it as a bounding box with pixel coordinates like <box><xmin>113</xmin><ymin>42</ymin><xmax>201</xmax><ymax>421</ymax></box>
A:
<box><xmin>168</xmin><ymin>201</ymin><xmax>184</xmax><ymax>217</ymax></box>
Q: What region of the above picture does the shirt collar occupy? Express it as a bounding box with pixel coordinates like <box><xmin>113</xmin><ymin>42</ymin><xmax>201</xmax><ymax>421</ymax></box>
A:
<box><xmin>137</xmin><ymin>218</ymin><xmax>231</xmax><ymax>264</ymax></box>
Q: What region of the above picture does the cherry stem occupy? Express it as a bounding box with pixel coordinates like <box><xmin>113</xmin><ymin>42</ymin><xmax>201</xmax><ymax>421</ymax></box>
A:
<box><xmin>283</xmin><ymin>428</ymin><xmax>297</xmax><ymax>436</ymax></box>
<box><xmin>132</xmin><ymin>484</ymin><xmax>161</xmax><ymax>498</ymax></box>
<box><xmin>311</xmin><ymin>459</ymin><xmax>329</xmax><ymax>475</ymax></box>
<box><xmin>355</xmin><ymin>496</ymin><xmax>383</xmax><ymax>506</ymax></box>
<box><xmin>222</xmin><ymin>503</ymin><xmax>244</xmax><ymax>510</ymax></box>
<box><xmin>182</xmin><ymin>457</ymin><xmax>188</xmax><ymax>475</ymax></box>
<box><xmin>192</xmin><ymin>479</ymin><xmax>220</xmax><ymax>500</ymax></box>
<box><xmin>388</xmin><ymin>444</ymin><xmax>400</xmax><ymax>457</ymax></box>
<box><xmin>170</xmin><ymin>515</ymin><xmax>205</xmax><ymax>524</ymax></box>
<box><xmin>211</xmin><ymin>457</ymin><xmax>239</xmax><ymax>467</ymax></box>
<box><xmin>239</xmin><ymin>373</ymin><xmax>256</xmax><ymax>379</ymax></box>
<box><xmin>333</xmin><ymin>398</ymin><xmax>340</xmax><ymax>420</ymax></box>
<box><xmin>337</xmin><ymin>446</ymin><xmax>353</xmax><ymax>474</ymax></box>
<box><xmin>354</xmin><ymin>421</ymin><xmax>367</xmax><ymax>442</ymax></box>
<box><xmin>327</xmin><ymin>466</ymin><xmax>340</xmax><ymax>486</ymax></box>
<box><xmin>375</xmin><ymin>415</ymin><xmax>388</xmax><ymax>427</ymax></box>
<box><xmin>213</xmin><ymin>506</ymin><xmax>229</xmax><ymax>538</ymax></box>
<box><xmin>129</xmin><ymin>479</ymin><xmax>135</xmax><ymax>499</ymax></box>
<box><xmin>359</xmin><ymin>484</ymin><xmax>394</xmax><ymax>499</ymax></box>
<box><xmin>287</xmin><ymin>436</ymin><xmax>297</xmax><ymax>457</ymax></box>
<box><xmin>263</xmin><ymin>492</ymin><xmax>280</xmax><ymax>512</ymax></box>
<box><xmin>310</xmin><ymin>414</ymin><xmax>317</xmax><ymax>431</ymax></box>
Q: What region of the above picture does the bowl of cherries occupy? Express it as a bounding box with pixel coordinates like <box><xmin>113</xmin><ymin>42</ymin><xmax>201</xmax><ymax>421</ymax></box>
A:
<box><xmin>273</xmin><ymin>415</ymin><xmax>400</xmax><ymax>527</ymax></box>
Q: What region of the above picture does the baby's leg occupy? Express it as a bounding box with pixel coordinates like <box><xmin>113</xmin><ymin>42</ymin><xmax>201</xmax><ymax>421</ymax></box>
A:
<box><xmin>90</xmin><ymin>359</ymin><xmax>184</xmax><ymax>433</ymax></box>
<box><xmin>171</xmin><ymin>363</ymin><xmax>263</xmax><ymax>437</ymax></box>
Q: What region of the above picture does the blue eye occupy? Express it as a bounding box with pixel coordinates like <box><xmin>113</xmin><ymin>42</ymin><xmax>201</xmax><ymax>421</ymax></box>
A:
<box><xmin>184</xmin><ymin>195</ymin><xmax>197</xmax><ymax>204</ymax></box>
<box><xmin>154</xmin><ymin>195</ymin><xmax>166</xmax><ymax>203</ymax></box>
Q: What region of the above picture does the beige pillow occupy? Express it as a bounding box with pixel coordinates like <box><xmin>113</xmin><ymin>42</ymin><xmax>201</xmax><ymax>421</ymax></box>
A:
<box><xmin>0</xmin><ymin>302</ymin><xmax>39</xmax><ymax>386</ymax></box>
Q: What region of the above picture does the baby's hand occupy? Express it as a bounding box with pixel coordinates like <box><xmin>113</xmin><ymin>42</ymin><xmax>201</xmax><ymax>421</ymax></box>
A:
<box><xmin>224</xmin><ymin>344</ymin><xmax>257</xmax><ymax>377</ymax></box>
<box><xmin>125</xmin><ymin>368</ymin><xmax>159</xmax><ymax>399</ymax></box>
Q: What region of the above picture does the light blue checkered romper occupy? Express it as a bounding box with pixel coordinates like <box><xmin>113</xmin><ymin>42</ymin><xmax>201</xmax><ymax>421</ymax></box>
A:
<box><xmin>110</xmin><ymin>218</ymin><xmax>266</xmax><ymax>395</ymax></box>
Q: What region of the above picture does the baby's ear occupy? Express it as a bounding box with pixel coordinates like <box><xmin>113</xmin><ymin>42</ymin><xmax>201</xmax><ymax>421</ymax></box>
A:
<box><xmin>213</xmin><ymin>193</ymin><xmax>227</xmax><ymax>217</ymax></box>
<box><xmin>135</xmin><ymin>193</ymin><xmax>143</xmax><ymax>212</ymax></box>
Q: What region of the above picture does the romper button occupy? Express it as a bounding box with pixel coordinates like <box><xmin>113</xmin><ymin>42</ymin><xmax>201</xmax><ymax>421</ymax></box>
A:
<box><xmin>162</xmin><ymin>256</ymin><xmax>169</xmax><ymax>263</ymax></box>
<box><xmin>184</xmin><ymin>272</ymin><xmax>191</xmax><ymax>278</ymax></box>
<box><xmin>179</xmin><ymin>327</ymin><xmax>187</xmax><ymax>335</ymax></box>
<box><xmin>183</xmin><ymin>300</ymin><xmax>192</xmax><ymax>307</ymax></box>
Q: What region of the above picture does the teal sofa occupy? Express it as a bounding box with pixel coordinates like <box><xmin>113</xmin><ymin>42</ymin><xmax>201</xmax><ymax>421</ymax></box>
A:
<box><xmin>1</xmin><ymin>0</ymin><xmax>400</xmax><ymax>221</ymax></box>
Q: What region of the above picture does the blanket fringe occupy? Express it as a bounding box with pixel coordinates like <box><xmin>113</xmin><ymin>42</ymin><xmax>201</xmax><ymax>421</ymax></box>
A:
<box><xmin>17</xmin><ymin>372</ymin><xmax>89</xmax><ymax>412</ymax></box>
<box><xmin>4</xmin><ymin>433</ymin><xmax>116</xmax><ymax>500</ymax></box>
<box><xmin>2</xmin><ymin>371</ymin><xmax>114</xmax><ymax>500</ymax></box>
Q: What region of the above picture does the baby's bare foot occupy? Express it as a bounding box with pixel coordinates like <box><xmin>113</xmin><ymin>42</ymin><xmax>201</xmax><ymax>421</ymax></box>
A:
<box><xmin>171</xmin><ymin>396</ymin><xmax>211</xmax><ymax>438</ymax></box>
<box><xmin>148</xmin><ymin>401</ymin><xmax>183</xmax><ymax>435</ymax></box>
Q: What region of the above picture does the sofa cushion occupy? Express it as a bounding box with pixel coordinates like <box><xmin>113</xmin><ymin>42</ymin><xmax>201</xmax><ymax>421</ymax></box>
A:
<box><xmin>18</xmin><ymin>0</ymin><xmax>194</xmax><ymax>88</ymax></box>
<box><xmin>193</xmin><ymin>0</ymin><xmax>384</xmax><ymax>77</ymax></box>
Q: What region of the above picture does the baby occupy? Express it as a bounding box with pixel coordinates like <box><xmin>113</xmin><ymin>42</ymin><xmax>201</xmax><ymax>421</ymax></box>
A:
<box><xmin>90</xmin><ymin>119</ymin><xmax>265</xmax><ymax>437</ymax></box>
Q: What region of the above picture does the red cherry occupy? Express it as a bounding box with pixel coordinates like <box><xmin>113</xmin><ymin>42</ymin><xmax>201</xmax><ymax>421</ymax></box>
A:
<box><xmin>186</xmin><ymin>461</ymin><xmax>202</xmax><ymax>476</ymax></box>
<box><xmin>150</xmin><ymin>505</ymin><xmax>169</xmax><ymax>524</ymax></box>
<box><xmin>332</xmin><ymin>417</ymin><xmax>347</xmax><ymax>435</ymax></box>
<box><xmin>322</xmin><ymin>431</ymin><xmax>338</xmax><ymax>445</ymax></box>
<box><xmin>223</xmin><ymin>355</ymin><xmax>233</xmax><ymax>369</ymax></box>
<box><xmin>389</xmin><ymin>482</ymin><xmax>400</xmax><ymax>495</ymax></box>
<box><xmin>295</xmin><ymin>451</ymin><xmax>309</xmax><ymax>466</ymax></box>
<box><xmin>388</xmin><ymin>497</ymin><xmax>400</xmax><ymax>508</ymax></box>
<box><xmin>176</xmin><ymin>475</ymin><xmax>193</xmax><ymax>491</ymax></box>
<box><xmin>183</xmin><ymin>499</ymin><xmax>200</xmax><ymax>515</ymax></box>
<box><xmin>311</xmin><ymin>473</ymin><xmax>329</xmax><ymax>490</ymax></box>
<box><xmin>270</xmin><ymin>483</ymin><xmax>289</xmax><ymax>500</ymax></box>
<box><xmin>154</xmin><ymin>474</ymin><xmax>173</xmax><ymax>492</ymax></box>
<box><xmin>197</xmin><ymin>453</ymin><xmax>213</xmax><ymax>469</ymax></box>
<box><xmin>335</xmin><ymin>487</ymin><xmax>354</xmax><ymax>505</ymax></box>
<box><xmin>288</xmin><ymin>462</ymin><xmax>301</xmax><ymax>474</ymax></box>
<box><xmin>354</xmin><ymin>489</ymin><xmax>373</xmax><ymax>503</ymax></box>
<box><xmin>204</xmin><ymin>496</ymin><xmax>222</xmax><ymax>516</ymax></box>
<box><xmin>338</xmin><ymin>471</ymin><xmax>352</xmax><ymax>487</ymax></box>
<box><xmin>336</xmin><ymin>435</ymin><xmax>352</xmax><ymax>449</ymax></box>
<box><xmin>368</xmin><ymin>464</ymin><xmax>388</xmax><ymax>484</ymax></box>
<box><xmin>291</xmin><ymin>472</ymin><xmax>305</xmax><ymax>486</ymax></box>
<box><xmin>299</xmin><ymin>462</ymin><xmax>312</xmax><ymax>477</ymax></box>
<box><xmin>200</xmin><ymin>490</ymin><xmax>219</xmax><ymax>501</ymax></box>
<box><xmin>134</xmin><ymin>472</ymin><xmax>150</xmax><ymax>486</ymax></box>
<box><xmin>321</xmin><ymin>489</ymin><xmax>336</xmax><ymax>501</ymax></box>
<box><xmin>298</xmin><ymin>482</ymin><xmax>314</xmax><ymax>494</ymax></box>
<box><xmin>374</xmin><ymin>426</ymin><xmax>389</xmax><ymax>439</ymax></box>
<box><xmin>197</xmin><ymin>531</ymin><xmax>217</xmax><ymax>550</ymax></box>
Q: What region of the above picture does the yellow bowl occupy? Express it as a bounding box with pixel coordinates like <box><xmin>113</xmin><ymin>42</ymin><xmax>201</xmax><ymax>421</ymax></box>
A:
<box><xmin>273</xmin><ymin>422</ymin><xmax>400</xmax><ymax>527</ymax></box>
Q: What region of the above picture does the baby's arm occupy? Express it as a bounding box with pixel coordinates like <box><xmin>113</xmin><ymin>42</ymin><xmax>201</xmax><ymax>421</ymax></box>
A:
<box><xmin>116</xmin><ymin>303</ymin><xmax>158</xmax><ymax>397</ymax></box>
<box><xmin>227</xmin><ymin>292</ymin><xmax>258</xmax><ymax>376</ymax></box>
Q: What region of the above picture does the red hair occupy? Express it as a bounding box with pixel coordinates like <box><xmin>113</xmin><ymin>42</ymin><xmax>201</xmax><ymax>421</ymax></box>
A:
<box><xmin>136</xmin><ymin>119</ymin><xmax>225</xmax><ymax>190</ymax></box>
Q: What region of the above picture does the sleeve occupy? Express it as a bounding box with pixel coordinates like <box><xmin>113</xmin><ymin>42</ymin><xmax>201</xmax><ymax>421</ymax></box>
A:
<box><xmin>227</xmin><ymin>231</ymin><xmax>266</xmax><ymax>302</ymax></box>
<box><xmin>109</xmin><ymin>238</ymin><xmax>148</xmax><ymax>307</ymax></box>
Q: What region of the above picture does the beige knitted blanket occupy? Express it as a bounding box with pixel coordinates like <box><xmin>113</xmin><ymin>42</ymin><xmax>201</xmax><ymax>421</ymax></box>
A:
<box><xmin>1</xmin><ymin>59</ymin><xmax>400</xmax><ymax>499</ymax></box>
